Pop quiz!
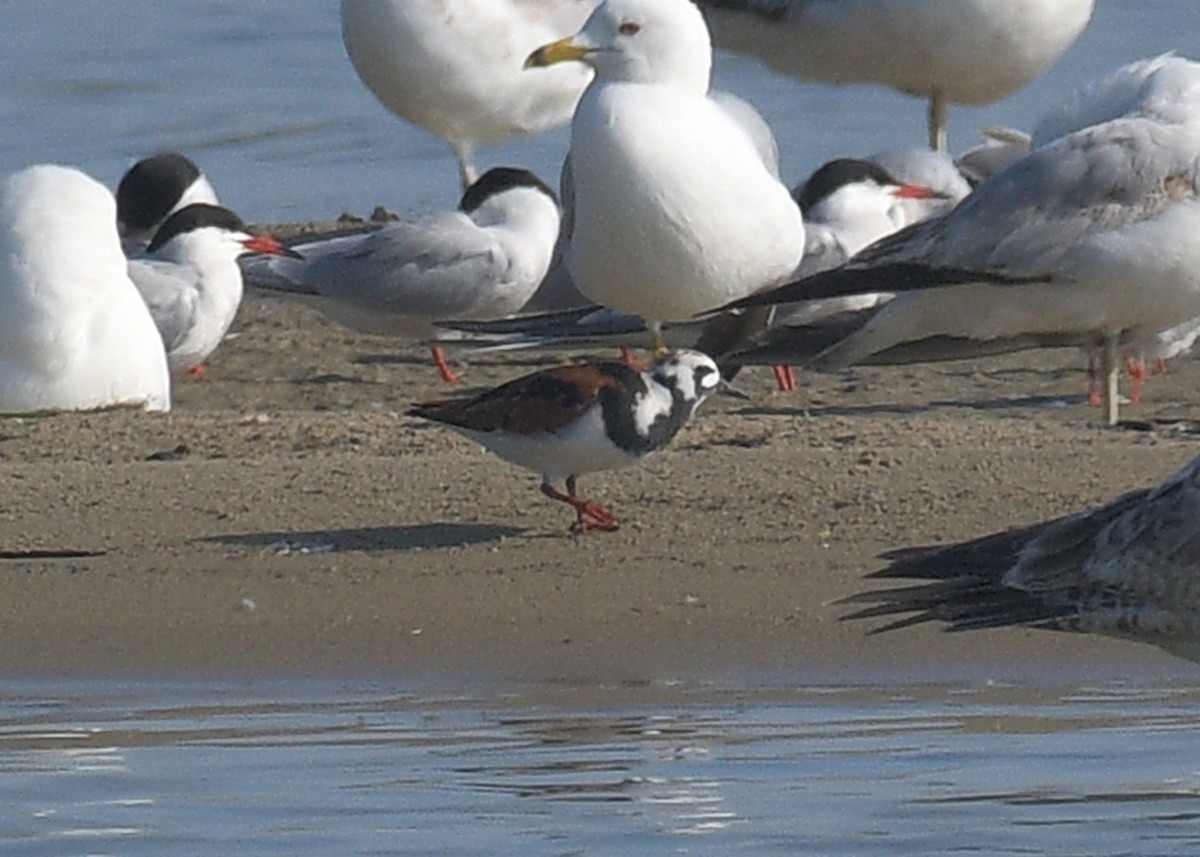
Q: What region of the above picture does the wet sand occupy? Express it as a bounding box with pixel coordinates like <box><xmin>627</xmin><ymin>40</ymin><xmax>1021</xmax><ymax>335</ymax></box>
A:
<box><xmin>3</xmin><ymin>285</ymin><xmax>1200</xmax><ymax>685</ymax></box>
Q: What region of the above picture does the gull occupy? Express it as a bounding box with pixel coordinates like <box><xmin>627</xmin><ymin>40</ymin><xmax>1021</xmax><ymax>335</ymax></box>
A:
<box><xmin>241</xmin><ymin>167</ymin><xmax>561</xmax><ymax>383</ymax></box>
<box><xmin>0</xmin><ymin>165</ymin><xmax>169</xmax><ymax>414</ymax></box>
<box><xmin>1033</xmin><ymin>52</ymin><xmax>1200</xmax><ymax>143</ymax></box>
<box><xmin>115</xmin><ymin>152</ymin><xmax>219</xmax><ymax>255</ymax></box>
<box><xmin>694</xmin><ymin>0</ymin><xmax>1096</xmax><ymax>151</ymax></box>
<box><xmin>340</xmin><ymin>0</ymin><xmax>595</xmax><ymax>189</ymax></box>
<box><xmin>129</xmin><ymin>203</ymin><xmax>300</xmax><ymax>376</ymax></box>
<box><xmin>720</xmin><ymin>55</ymin><xmax>1200</xmax><ymax>426</ymax></box>
<box><xmin>409</xmin><ymin>349</ymin><xmax>720</xmax><ymax>533</ymax></box>
<box><xmin>953</xmin><ymin>53</ymin><xmax>1200</xmax><ymax>186</ymax></box>
<box><xmin>841</xmin><ymin>455</ymin><xmax>1200</xmax><ymax>663</ymax></box>
<box><xmin>523</xmin><ymin>87</ymin><xmax>785</xmax><ymax>314</ymax></box>
<box><xmin>525</xmin><ymin>0</ymin><xmax>804</xmax><ymax>356</ymax></box>
<box><xmin>906</xmin><ymin>57</ymin><xmax>1200</xmax><ymax>407</ymax></box>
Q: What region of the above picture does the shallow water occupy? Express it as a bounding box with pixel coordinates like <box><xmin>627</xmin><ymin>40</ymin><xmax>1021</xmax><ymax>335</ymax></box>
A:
<box><xmin>3</xmin><ymin>679</ymin><xmax>1200</xmax><ymax>855</ymax></box>
<box><xmin>3</xmin><ymin>1</ymin><xmax>1200</xmax><ymax>223</ymax></box>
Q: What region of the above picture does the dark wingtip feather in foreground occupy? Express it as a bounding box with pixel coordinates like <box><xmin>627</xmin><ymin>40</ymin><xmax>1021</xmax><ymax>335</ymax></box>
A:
<box><xmin>708</xmin><ymin>262</ymin><xmax>1047</xmax><ymax>318</ymax></box>
<box><xmin>837</xmin><ymin>524</ymin><xmax>1068</xmax><ymax>635</ymax></box>
<box><xmin>437</xmin><ymin>305</ymin><xmax>604</xmax><ymax>336</ymax></box>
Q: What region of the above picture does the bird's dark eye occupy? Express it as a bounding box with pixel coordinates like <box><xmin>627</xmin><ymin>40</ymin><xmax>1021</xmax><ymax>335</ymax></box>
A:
<box><xmin>618</xmin><ymin>21</ymin><xmax>641</xmax><ymax>36</ymax></box>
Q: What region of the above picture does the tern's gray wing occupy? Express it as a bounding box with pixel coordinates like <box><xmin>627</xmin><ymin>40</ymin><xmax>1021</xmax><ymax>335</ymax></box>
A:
<box><xmin>245</xmin><ymin>213</ymin><xmax>535</xmax><ymax>340</ymax></box>
<box><xmin>955</xmin><ymin>127</ymin><xmax>1031</xmax><ymax>185</ymax></box>
<box><xmin>127</xmin><ymin>259</ymin><xmax>198</xmax><ymax>352</ymax></box>
<box><xmin>304</xmin><ymin>214</ymin><xmax>521</xmax><ymax>317</ymax></box>
<box><xmin>842</xmin><ymin>456</ymin><xmax>1200</xmax><ymax>659</ymax></box>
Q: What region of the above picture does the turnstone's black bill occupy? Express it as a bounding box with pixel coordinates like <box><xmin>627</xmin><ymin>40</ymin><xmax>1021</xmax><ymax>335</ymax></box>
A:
<box><xmin>409</xmin><ymin>349</ymin><xmax>721</xmax><ymax>533</ymax></box>
<box><xmin>838</xmin><ymin>454</ymin><xmax>1200</xmax><ymax>662</ymax></box>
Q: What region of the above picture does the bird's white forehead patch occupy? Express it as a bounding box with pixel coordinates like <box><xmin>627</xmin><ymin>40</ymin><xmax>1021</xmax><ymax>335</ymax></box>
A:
<box><xmin>632</xmin><ymin>383</ymin><xmax>674</xmax><ymax>437</ymax></box>
<box><xmin>631</xmin><ymin>353</ymin><xmax>720</xmax><ymax>436</ymax></box>
<box><xmin>653</xmin><ymin>355</ymin><xmax>719</xmax><ymax>399</ymax></box>
<box><xmin>655</xmin><ymin>360</ymin><xmax>694</xmax><ymax>397</ymax></box>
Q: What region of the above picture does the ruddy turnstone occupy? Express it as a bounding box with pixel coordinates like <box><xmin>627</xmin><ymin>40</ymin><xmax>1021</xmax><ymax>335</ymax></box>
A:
<box><xmin>409</xmin><ymin>349</ymin><xmax>721</xmax><ymax>532</ymax></box>
<box><xmin>840</xmin><ymin>454</ymin><xmax>1200</xmax><ymax>662</ymax></box>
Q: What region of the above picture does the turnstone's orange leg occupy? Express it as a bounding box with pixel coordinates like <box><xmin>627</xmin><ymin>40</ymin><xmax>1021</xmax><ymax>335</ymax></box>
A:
<box><xmin>541</xmin><ymin>480</ymin><xmax>619</xmax><ymax>533</ymax></box>
<box><xmin>431</xmin><ymin>346</ymin><xmax>459</xmax><ymax>384</ymax></box>
<box><xmin>564</xmin><ymin>476</ymin><xmax>618</xmax><ymax>532</ymax></box>
<box><xmin>1155</xmin><ymin>358</ymin><xmax>1169</xmax><ymax>375</ymax></box>
<box><xmin>186</xmin><ymin>364</ymin><xmax>208</xmax><ymax>379</ymax></box>
<box><xmin>1086</xmin><ymin>356</ymin><xmax>1103</xmax><ymax>407</ymax></box>
<box><xmin>771</xmin><ymin>364</ymin><xmax>796</xmax><ymax>392</ymax></box>
<box><xmin>1124</xmin><ymin>356</ymin><xmax>1147</xmax><ymax>404</ymax></box>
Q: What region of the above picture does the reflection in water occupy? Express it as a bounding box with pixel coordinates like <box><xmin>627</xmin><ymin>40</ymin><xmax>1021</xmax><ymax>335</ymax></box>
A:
<box><xmin>2</xmin><ymin>681</ymin><xmax>1200</xmax><ymax>855</ymax></box>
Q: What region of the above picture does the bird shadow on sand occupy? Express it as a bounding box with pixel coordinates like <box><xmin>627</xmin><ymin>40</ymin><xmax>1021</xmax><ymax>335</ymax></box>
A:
<box><xmin>736</xmin><ymin>392</ymin><xmax>1079</xmax><ymax>420</ymax></box>
<box><xmin>352</xmin><ymin>352</ymin><xmax>434</xmax><ymax>368</ymax></box>
<box><xmin>353</xmin><ymin>351</ymin><xmax>572</xmax><ymax>370</ymax></box>
<box><xmin>205</xmin><ymin>523</ymin><xmax>526</xmax><ymax>554</ymax></box>
<box><xmin>1116</xmin><ymin>417</ymin><xmax>1200</xmax><ymax>435</ymax></box>
<box><xmin>0</xmin><ymin>548</ymin><xmax>106</xmax><ymax>561</ymax></box>
<box><xmin>293</xmin><ymin>372</ymin><xmax>383</xmax><ymax>386</ymax></box>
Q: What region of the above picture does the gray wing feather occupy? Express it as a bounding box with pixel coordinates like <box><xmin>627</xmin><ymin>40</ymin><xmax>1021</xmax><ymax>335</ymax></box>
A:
<box><xmin>243</xmin><ymin>213</ymin><xmax>518</xmax><ymax>325</ymax></box>
<box><xmin>299</xmin><ymin>213</ymin><xmax>515</xmax><ymax>319</ymax></box>
<box><xmin>127</xmin><ymin>259</ymin><xmax>197</xmax><ymax>352</ymax></box>
<box><xmin>853</xmin><ymin>118</ymin><xmax>1200</xmax><ymax>279</ymax></box>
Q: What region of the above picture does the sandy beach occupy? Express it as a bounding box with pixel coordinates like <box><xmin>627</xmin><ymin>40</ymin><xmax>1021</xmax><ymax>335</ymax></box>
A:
<box><xmin>3</xmin><ymin>281</ymin><xmax>1200</xmax><ymax>685</ymax></box>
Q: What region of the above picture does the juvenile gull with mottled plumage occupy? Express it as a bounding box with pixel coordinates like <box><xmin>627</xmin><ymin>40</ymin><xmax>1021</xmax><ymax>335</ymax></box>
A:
<box><xmin>842</xmin><ymin>455</ymin><xmax>1200</xmax><ymax>663</ymax></box>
